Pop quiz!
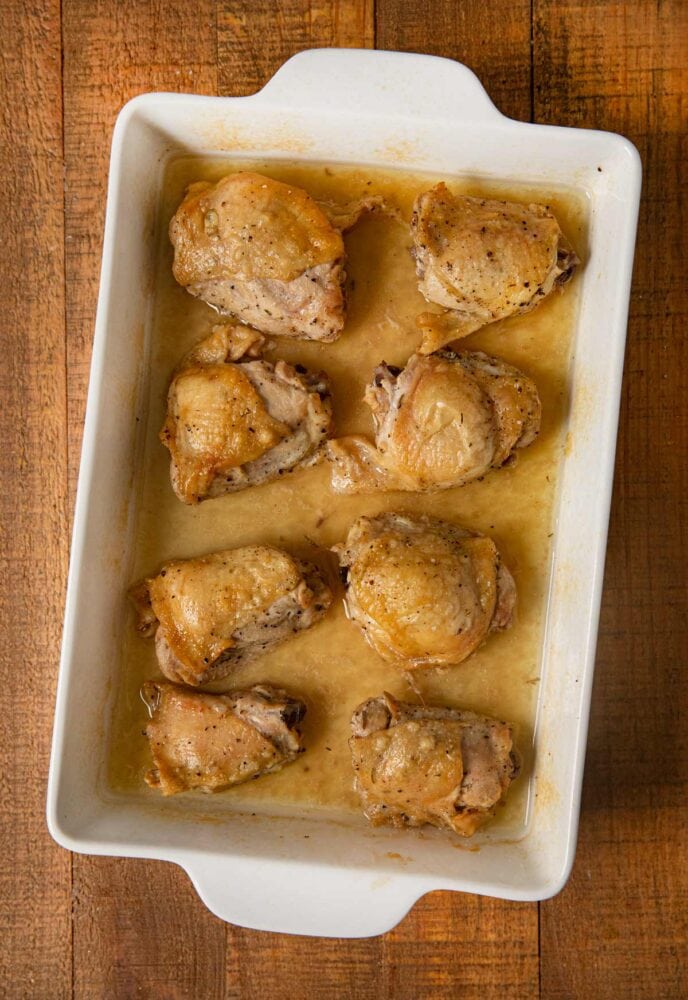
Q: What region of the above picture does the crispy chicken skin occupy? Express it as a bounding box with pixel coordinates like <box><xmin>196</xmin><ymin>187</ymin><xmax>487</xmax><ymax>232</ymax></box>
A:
<box><xmin>169</xmin><ymin>171</ymin><xmax>383</xmax><ymax>341</ymax></box>
<box><xmin>333</xmin><ymin>513</ymin><xmax>515</xmax><ymax>669</ymax></box>
<box><xmin>349</xmin><ymin>692</ymin><xmax>520</xmax><ymax>836</ymax></box>
<box><xmin>142</xmin><ymin>681</ymin><xmax>306</xmax><ymax>795</ymax></box>
<box><xmin>160</xmin><ymin>324</ymin><xmax>333</xmax><ymax>504</ymax></box>
<box><xmin>130</xmin><ymin>546</ymin><xmax>332</xmax><ymax>686</ymax></box>
<box><xmin>411</xmin><ymin>185</ymin><xmax>579</xmax><ymax>353</ymax></box>
<box><xmin>327</xmin><ymin>349</ymin><xmax>541</xmax><ymax>494</ymax></box>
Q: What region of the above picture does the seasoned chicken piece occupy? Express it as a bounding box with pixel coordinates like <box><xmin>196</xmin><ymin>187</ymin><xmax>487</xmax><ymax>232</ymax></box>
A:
<box><xmin>328</xmin><ymin>349</ymin><xmax>541</xmax><ymax>494</ymax></box>
<box><xmin>142</xmin><ymin>681</ymin><xmax>306</xmax><ymax>795</ymax></box>
<box><xmin>349</xmin><ymin>692</ymin><xmax>520</xmax><ymax>836</ymax></box>
<box><xmin>334</xmin><ymin>513</ymin><xmax>515</xmax><ymax>669</ymax></box>
<box><xmin>169</xmin><ymin>172</ymin><xmax>383</xmax><ymax>341</ymax></box>
<box><xmin>160</xmin><ymin>323</ymin><xmax>333</xmax><ymax>504</ymax></box>
<box><xmin>131</xmin><ymin>546</ymin><xmax>332</xmax><ymax>686</ymax></box>
<box><xmin>411</xmin><ymin>184</ymin><xmax>579</xmax><ymax>353</ymax></box>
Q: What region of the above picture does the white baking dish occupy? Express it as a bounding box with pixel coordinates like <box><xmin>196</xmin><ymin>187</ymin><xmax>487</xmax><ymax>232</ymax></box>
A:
<box><xmin>47</xmin><ymin>48</ymin><xmax>641</xmax><ymax>937</ymax></box>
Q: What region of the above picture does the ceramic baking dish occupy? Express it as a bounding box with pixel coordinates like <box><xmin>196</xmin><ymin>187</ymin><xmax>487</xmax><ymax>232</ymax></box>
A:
<box><xmin>47</xmin><ymin>48</ymin><xmax>641</xmax><ymax>937</ymax></box>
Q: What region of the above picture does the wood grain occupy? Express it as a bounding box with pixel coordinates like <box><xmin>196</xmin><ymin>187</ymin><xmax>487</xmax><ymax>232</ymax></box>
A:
<box><xmin>226</xmin><ymin>893</ymin><xmax>538</xmax><ymax>1000</ymax></box>
<box><xmin>73</xmin><ymin>858</ymin><xmax>225</xmax><ymax>999</ymax></box>
<box><xmin>61</xmin><ymin>3</ymin><xmax>226</xmax><ymax>997</ymax></box>
<box><xmin>534</xmin><ymin>2</ymin><xmax>688</xmax><ymax>998</ymax></box>
<box><xmin>0</xmin><ymin>2</ymin><xmax>72</xmax><ymax>998</ymax></box>
<box><xmin>217</xmin><ymin>0</ymin><xmax>374</xmax><ymax>97</ymax></box>
<box><xmin>375</xmin><ymin>0</ymin><xmax>532</xmax><ymax>121</ymax></box>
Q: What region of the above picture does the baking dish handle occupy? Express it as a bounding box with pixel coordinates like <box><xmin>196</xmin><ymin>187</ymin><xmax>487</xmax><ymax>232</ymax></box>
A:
<box><xmin>183</xmin><ymin>855</ymin><xmax>426</xmax><ymax>938</ymax></box>
<box><xmin>255</xmin><ymin>47</ymin><xmax>505</xmax><ymax>124</ymax></box>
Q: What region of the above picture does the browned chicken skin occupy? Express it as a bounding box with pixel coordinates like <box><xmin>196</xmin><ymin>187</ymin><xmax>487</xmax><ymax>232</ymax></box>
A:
<box><xmin>131</xmin><ymin>546</ymin><xmax>332</xmax><ymax>686</ymax></box>
<box><xmin>142</xmin><ymin>681</ymin><xmax>306</xmax><ymax>795</ymax></box>
<box><xmin>160</xmin><ymin>324</ymin><xmax>333</xmax><ymax>504</ymax></box>
<box><xmin>350</xmin><ymin>692</ymin><xmax>520</xmax><ymax>836</ymax></box>
<box><xmin>169</xmin><ymin>172</ymin><xmax>383</xmax><ymax>341</ymax></box>
<box><xmin>334</xmin><ymin>513</ymin><xmax>515</xmax><ymax>670</ymax></box>
<box><xmin>411</xmin><ymin>185</ymin><xmax>579</xmax><ymax>353</ymax></box>
<box><xmin>327</xmin><ymin>349</ymin><xmax>541</xmax><ymax>494</ymax></box>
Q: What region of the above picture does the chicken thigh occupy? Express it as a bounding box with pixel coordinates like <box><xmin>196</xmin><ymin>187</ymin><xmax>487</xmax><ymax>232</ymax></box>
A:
<box><xmin>160</xmin><ymin>323</ymin><xmax>333</xmax><ymax>504</ymax></box>
<box><xmin>327</xmin><ymin>349</ymin><xmax>541</xmax><ymax>494</ymax></box>
<box><xmin>334</xmin><ymin>513</ymin><xmax>515</xmax><ymax>670</ymax></box>
<box><xmin>142</xmin><ymin>681</ymin><xmax>306</xmax><ymax>795</ymax></box>
<box><xmin>169</xmin><ymin>171</ymin><xmax>382</xmax><ymax>341</ymax></box>
<box><xmin>411</xmin><ymin>184</ymin><xmax>579</xmax><ymax>353</ymax></box>
<box><xmin>349</xmin><ymin>692</ymin><xmax>520</xmax><ymax>836</ymax></box>
<box><xmin>131</xmin><ymin>546</ymin><xmax>332</xmax><ymax>686</ymax></box>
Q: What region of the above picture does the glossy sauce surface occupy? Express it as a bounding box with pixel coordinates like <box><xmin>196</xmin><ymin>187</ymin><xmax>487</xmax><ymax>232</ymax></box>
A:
<box><xmin>108</xmin><ymin>157</ymin><xmax>587</xmax><ymax>836</ymax></box>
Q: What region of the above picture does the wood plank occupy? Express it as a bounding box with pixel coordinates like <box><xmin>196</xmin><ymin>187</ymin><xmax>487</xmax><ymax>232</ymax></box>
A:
<box><xmin>225</xmin><ymin>928</ymin><xmax>382</xmax><ymax>1000</ymax></box>
<box><xmin>217</xmin><ymin>0</ymin><xmax>374</xmax><ymax>96</ymax></box>
<box><xmin>226</xmin><ymin>893</ymin><xmax>538</xmax><ymax>999</ymax></box>
<box><xmin>382</xmin><ymin>893</ymin><xmax>538</xmax><ymax>1000</ymax></box>
<box><xmin>0</xmin><ymin>2</ymin><xmax>72</xmax><ymax>997</ymax></box>
<box><xmin>534</xmin><ymin>2</ymin><xmax>688</xmax><ymax>997</ymax></box>
<box><xmin>73</xmin><ymin>858</ymin><xmax>225</xmax><ymax>999</ymax></box>
<box><xmin>375</xmin><ymin>0</ymin><xmax>532</xmax><ymax>121</ymax></box>
<box><xmin>61</xmin><ymin>3</ymin><xmax>226</xmax><ymax>997</ymax></box>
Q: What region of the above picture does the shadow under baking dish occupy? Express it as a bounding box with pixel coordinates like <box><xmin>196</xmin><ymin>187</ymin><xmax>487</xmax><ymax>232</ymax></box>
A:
<box><xmin>107</xmin><ymin>155</ymin><xmax>588</xmax><ymax>845</ymax></box>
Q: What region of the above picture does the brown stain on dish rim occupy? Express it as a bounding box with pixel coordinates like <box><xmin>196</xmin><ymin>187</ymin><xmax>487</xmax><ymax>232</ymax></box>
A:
<box><xmin>198</xmin><ymin>120</ymin><xmax>313</xmax><ymax>155</ymax></box>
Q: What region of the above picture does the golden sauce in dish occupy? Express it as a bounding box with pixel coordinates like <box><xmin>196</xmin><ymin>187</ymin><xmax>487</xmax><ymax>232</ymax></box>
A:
<box><xmin>108</xmin><ymin>157</ymin><xmax>587</xmax><ymax>837</ymax></box>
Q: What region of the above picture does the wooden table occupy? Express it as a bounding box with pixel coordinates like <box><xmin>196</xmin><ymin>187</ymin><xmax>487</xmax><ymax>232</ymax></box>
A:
<box><xmin>2</xmin><ymin>2</ymin><xmax>686</xmax><ymax>996</ymax></box>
